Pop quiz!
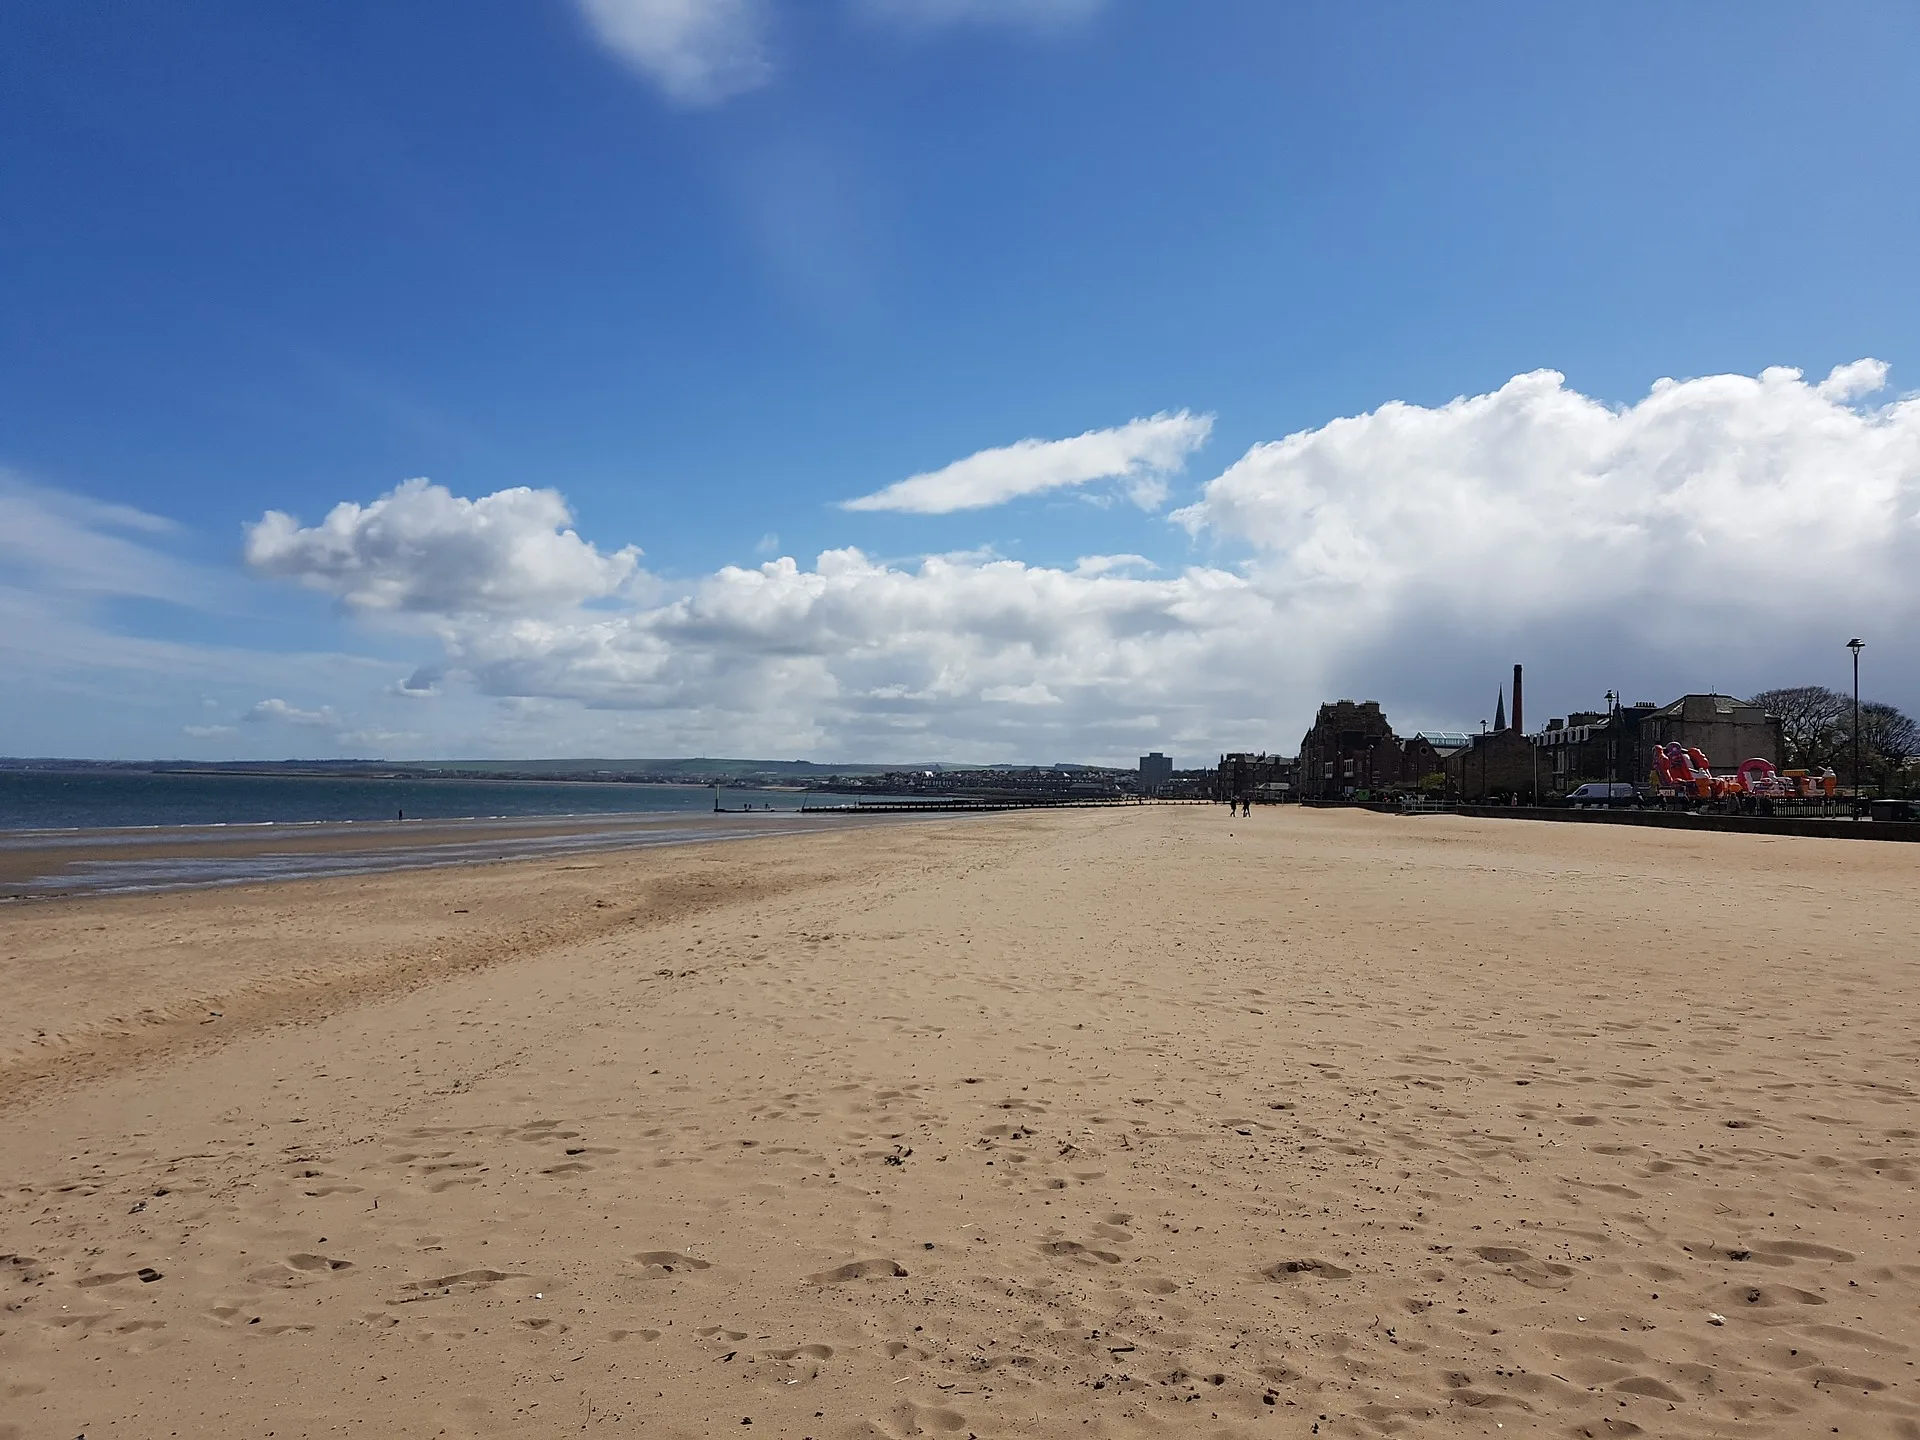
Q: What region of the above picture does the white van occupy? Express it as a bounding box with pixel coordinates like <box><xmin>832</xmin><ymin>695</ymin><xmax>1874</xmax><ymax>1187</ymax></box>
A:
<box><xmin>1566</xmin><ymin>781</ymin><xmax>1638</xmax><ymax>808</ymax></box>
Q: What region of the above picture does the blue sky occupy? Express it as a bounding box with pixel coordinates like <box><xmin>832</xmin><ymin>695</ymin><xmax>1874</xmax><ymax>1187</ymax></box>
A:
<box><xmin>5</xmin><ymin>1</ymin><xmax>1920</xmax><ymax>763</ymax></box>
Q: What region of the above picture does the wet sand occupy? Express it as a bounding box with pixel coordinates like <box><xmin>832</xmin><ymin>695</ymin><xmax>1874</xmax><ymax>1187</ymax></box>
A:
<box><xmin>4</xmin><ymin>805</ymin><xmax>1919</xmax><ymax>1438</ymax></box>
<box><xmin>0</xmin><ymin>808</ymin><xmax>924</xmax><ymax>898</ymax></box>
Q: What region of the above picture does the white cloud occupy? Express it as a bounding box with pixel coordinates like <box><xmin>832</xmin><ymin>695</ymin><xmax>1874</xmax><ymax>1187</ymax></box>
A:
<box><xmin>1177</xmin><ymin>360</ymin><xmax>1920</xmax><ymax>624</ymax></box>
<box><xmin>844</xmin><ymin>411</ymin><xmax>1213</xmax><ymax>514</ymax></box>
<box><xmin>856</xmin><ymin>0</ymin><xmax>1105</xmax><ymax>30</ymax></box>
<box><xmin>247</xmin><ymin>698</ymin><xmax>341</xmax><ymax>728</ymax></box>
<box><xmin>1072</xmin><ymin>553</ymin><xmax>1157</xmax><ymax>576</ymax></box>
<box><xmin>230</xmin><ymin>359</ymin><xmax>1920</xmax><ymax>763</ymax></box>
<box><xmin>0</xmin><ymin>474</ymin><xmax>198</xmax><ymax>603</ymax></box>
<box><xmin>244</xmin><ymin>478</ymin><xmax>641</xmax><ymax>617</ymax></box>
<box><xmin>980</xmin><ymin>682</ymin><xmax>1061</xmax><ymax>705</ymax></box>
<box><xmin>577</xmin><ymin>0</ymin><xmax>771</xmax><ymax>105</ymax></box>
<box><xmin>182</xmin><ymin>724</ymin><xmax>238</xmax><ymax>739</ymax></box>
<box><xmin>1816</xmin><ymin>358</ymin><xmax>1889</xmax><ymax>403</ymax></box>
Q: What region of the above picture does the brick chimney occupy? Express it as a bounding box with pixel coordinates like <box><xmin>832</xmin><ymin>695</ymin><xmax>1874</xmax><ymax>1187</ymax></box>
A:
<box><xmin>1512</xmin><ymin>663</ymin><xmax>1524</xmax><ymax>735</ymax></box>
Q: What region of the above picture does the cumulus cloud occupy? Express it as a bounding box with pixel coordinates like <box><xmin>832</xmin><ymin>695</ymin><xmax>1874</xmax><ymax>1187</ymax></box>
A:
<box><xmin>242</xmin><ymin>360</ymin><xmax>1920</xmax><ymax>762</ymax></box>
<box><xmin>1177</xmin><ymin>360</ymin><xmax>1919</xmax><ymax>624</ymax></box>
<box><xmin>244</xmin><ymin>478</ymin><xmax>641</xmax><ymax>617</ymax></box>
<box><xmin>182</xmin><ymin>724</ymin><xmax>237</xmax><ymax>739</ymax></box>
<box><xmin>844</xmin><ymin>412</ymin><xmax>1212</xmax><ymax>514</ymax></box>
<box><xmin>577</xmin><ymin>0</ymin><xmax>771</xmax><ymax>105</ymax></box>
<box><xmin>247</xmin><ymin>698</ymin><xmax>340</xmax><ymax>728</ymax></box>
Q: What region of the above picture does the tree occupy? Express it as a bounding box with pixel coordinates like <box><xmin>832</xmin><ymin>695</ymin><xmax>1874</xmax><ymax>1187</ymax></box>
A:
<box><xmin>1750</xmin><ymin>685</ymin><xmax>1848</xmax><ymax>769</ymax></box>
<box><xmin>1851</xmin><ymin>701</ymin><xmax>1920</xmax><ymax>796</ymax></box>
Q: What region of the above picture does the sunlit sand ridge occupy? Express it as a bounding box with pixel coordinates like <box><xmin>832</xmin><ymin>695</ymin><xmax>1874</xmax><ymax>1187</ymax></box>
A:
<box><xmin>3</xmin><ymin>806</ymin><xmax>1917</xmax><ymax>1438</ymax></box>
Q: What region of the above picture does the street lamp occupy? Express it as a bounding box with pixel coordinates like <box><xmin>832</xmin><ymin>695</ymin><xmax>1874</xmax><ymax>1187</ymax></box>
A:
<box><xmin>1605</xmin><ymin>689</ymin><xmax>1619</xmax><ymax>788</ymax></box>
<box><xmin>1848</xmin><ymin>638</ymin><xmax>1865</xmax><ymax>817</ymax></box>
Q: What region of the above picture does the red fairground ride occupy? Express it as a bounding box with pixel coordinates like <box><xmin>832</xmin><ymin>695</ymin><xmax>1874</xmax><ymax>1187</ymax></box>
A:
<box><xmin>1649</xmin><ymin>742</ymin><xmax>1837</xmax><ymax>803</ymax></box>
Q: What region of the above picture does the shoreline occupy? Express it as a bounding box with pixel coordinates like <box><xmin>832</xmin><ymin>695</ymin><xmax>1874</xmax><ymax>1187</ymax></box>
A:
<box><xmin>0</xmin><ymin>807</ymin><xmax>940</xmax><ymax>900</ymax></box>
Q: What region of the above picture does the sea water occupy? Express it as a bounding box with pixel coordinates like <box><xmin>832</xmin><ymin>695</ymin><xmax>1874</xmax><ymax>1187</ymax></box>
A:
<box><xmin>0</xmin><ymin>770</ymin><xmax>820</xmax><ymax>833</ymax></box>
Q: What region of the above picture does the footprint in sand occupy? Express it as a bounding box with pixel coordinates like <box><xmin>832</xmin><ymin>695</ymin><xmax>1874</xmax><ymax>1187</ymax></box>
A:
<box><xmin>633</xmin><ymin>1251</ymin><xmax>711</xmax><ymax>1274</ymax></box>
<box><xmin>1041</xmin><ymin>1241</ymin><xmax>1122</xmax><ymax>1265</ymax></box>
<box><xmin>1727</xmin><ymin>1283</ymin><xmax>1828</xmax><ymax>1307</ymax></box>
<box><xmin>1749</xmin><ymin>1239</ymin><xmax>1856</xmax><ymax>1263</ymax></box>
<box><xmin>287</xmin><ymin>1253</ymin><xmax>353</xmax><ymax>1273</ymax></box>
<box><xmin>1470</xmin><ymin>1246</ymin><xmax>1574</xmax><ymax>1286</ymax></box>
<box><xmin>412</xmin><ymin>1269</ymin><xmax>523</xmax><ymax>1292</ymax></box>
<box><xmin>764</xmin><ymin>1343</ymin><xmax>833</xmax><ymax>1360</ymax></box>
<box><xmin>806</xmin><ymin>1259</ymin><xmax>908</xmax><ymax>1284</ymax></box>
<box><xmin>2</xmin><ymin>1255</ymin><xmax>50</xmax><ymax>1287</ymax></box>
<box><xmin>889</xmin><ymin>1400</ymin><xmax>968</xmax><ymax>1435</ymax></box>
<box><xmin>1262</xmin><ymin>1259</ymin><xmax>1353</xmax><ymax>1281</ymax></box>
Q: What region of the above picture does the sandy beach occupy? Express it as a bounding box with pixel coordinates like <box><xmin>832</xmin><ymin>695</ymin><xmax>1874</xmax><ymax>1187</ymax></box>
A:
<box><xmin>4</xmin><ymin>805</ymin><xmax>1919</xmax><ymax>1439</ymax></box>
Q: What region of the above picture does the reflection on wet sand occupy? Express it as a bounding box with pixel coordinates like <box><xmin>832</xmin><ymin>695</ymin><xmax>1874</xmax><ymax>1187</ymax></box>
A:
<box><xmin>0</xmin><ymin>809</ymin><xmax>937</xmax><ymax>898</ymax></box>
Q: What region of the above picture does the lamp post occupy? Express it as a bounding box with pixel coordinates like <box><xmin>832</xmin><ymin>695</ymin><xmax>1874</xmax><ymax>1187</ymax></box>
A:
<box><xmin>1605</xmin><ymin>689</ymin><xmax>1619</xmax><ymax>788</ymax></box>
<box><xmin>1848</xmin><ymin>638</ymin><xmax>1865</xmax><ymax>817</ymax></box>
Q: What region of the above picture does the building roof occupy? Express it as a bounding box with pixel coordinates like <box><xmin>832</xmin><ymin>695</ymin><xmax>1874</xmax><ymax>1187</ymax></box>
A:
<box><xmin>1415</xmin><ymin>730</ymin><xmax>1472</xmax><ymax>750</ymax></box>
<box><xmin>1652</xmin><ymin>693</ymin><xmax>1767</xmax><ymax>721</ymax></box>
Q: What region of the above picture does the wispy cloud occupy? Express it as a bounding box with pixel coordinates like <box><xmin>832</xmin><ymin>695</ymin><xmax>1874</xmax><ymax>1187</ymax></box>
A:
<box><xmin>576</xmin><ymin>0</ymin><xmax>772</xmax><ymax>106</ymax></box>
<box><xmin>854</xmin><ymin>0</ymin><xmax>1106</xmax><ymax>32</ymax></box>
<box><xmin>579</xmin><ymin>0</ymin><xmax>1109</xmax><ymax>106</ymax></box>
<box><xmin>843</xmin><ymin>412</ymin><xmax>1213</xmax><ymax>514</ymax></box>
<box><xmin>246</xmin><ymin>698</ymin><xmax>341</xmax><ymax>728</ymax></box>
<box><xmin>0</xmin><ymin>473</ymin><xmax>197</xmax><ymax>603</ymax></box>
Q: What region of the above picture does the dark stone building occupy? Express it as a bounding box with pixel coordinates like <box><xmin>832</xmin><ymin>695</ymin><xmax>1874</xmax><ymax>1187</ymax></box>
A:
<box><xmin>1297</xmin><ymin>700</ymin><xmax>1404</xmax><ymax>800</ymax></box>
<box><xmin>1216</xmin><ymin>752</ymin><xmax>1296</xmax><ymax>803</ymax></box>
<box><xmin>1399</xmin><ymin>734</ymin><xmax>1451</xmax><ymax>788</ymax></box>
<box><xmin>1534</xmin><ymin>704</ymin><xmax>1657</xmax><ymax>791</ymax></box>
<box><xmin>1443</xmin><ymin>727</ymin><xmax>1546</xmax><ymax>801</ymax></box>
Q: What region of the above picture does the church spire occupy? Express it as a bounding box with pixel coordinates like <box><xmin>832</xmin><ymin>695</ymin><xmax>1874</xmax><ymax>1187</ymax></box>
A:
<box><xmin>1494</xmin><ymin>684</ymin><xmax>1506</xmax><ymax>732</ymax></box>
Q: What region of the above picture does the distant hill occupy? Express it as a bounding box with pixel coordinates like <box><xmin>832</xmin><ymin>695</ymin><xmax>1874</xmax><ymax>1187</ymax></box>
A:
<box><xmin>413</xmin><ymin>758</ymin><xmax>944</xmax><ymax>778</ymax></box>
<box><xmin>0</xmin><ymin>756</ymin><xmax>964</xmax><ymax>778</ymax></box>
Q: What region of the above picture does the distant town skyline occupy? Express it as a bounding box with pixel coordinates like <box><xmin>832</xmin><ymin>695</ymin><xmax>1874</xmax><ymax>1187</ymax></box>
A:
<box><xmin>5</xmin><ymin>3</ymin><xmax>1920</xmax><ymax>763</ymax></box>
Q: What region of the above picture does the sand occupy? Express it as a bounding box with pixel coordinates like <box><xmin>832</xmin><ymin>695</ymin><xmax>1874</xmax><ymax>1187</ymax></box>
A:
<box><xmin>3</xmin><ymin>805</ymin><xmax>1918</xmax><ymax>1438</ymax></box>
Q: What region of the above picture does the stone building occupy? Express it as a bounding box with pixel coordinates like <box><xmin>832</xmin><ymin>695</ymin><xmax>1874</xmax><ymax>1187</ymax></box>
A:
<box><xmin>1535</xmin><ymin>694</ymin><xmax>1781</xmax><ymax>791</ymax></box>
<box><xmin>1297</xmin><ymin>700</ymin><xmax>1404</xmax><ymax>800</ymax></box>
<box><xmin>1643</xmin><ymin>694</ymin><xmax>1783</xmax><ymax>769</ymax></box>
<box><xmin>1398</xmin><ymin>734</ymin><xmax>1452</xmax><ymax>788</ymax></box>
<box><xmin>1534</xmin><ymin>704</ymin><xmax>1658</xmax><ymax>791</ymax></box>
<box><xmin>1215</xmin><ymin>752</ymin><xmax>1295</xmax><ymax>803</ymax></box>
<box><xmin>1443</xmin><ymin>727</ymin><xmax>1545</xmax><ymax>801</ymax></box>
